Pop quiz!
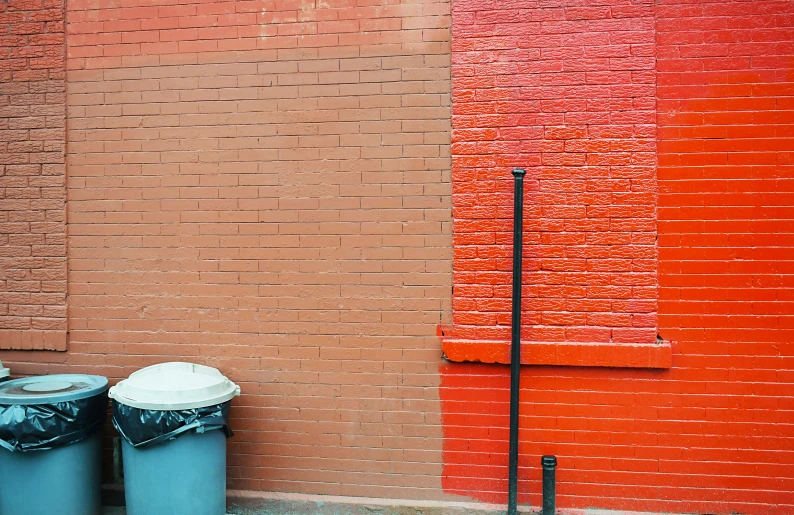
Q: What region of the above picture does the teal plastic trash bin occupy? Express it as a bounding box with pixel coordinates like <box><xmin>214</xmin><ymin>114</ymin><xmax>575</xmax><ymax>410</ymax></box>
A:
<box><xmin>0</xmin><ymin>361</ymin><xmax>8</xmax><ymax>381</ymax></box>
<box><xmin>110</xmin><ymin>362</ymin><xmax>240</xmax><ymax>515</ymax></box>
<box><xmin>0</xmin><ymin>374</ymin><xmax>109</xmax><ymax>515</ymax></box>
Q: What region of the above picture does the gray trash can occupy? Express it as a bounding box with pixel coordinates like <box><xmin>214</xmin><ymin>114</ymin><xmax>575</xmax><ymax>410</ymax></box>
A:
<box><xmin>0</xmin><ymin>374</ymin><xmax>109</xmax><ymax>515</ymax></box>
<box><xmin>110</xmin><ymin>362</ymin><xmax>240</xmax><ymax>515</ymax></box>
<box><xmin>0</xmin><ymin>361</ymin><xmax>8</xmax><ymax>382</ymax></box>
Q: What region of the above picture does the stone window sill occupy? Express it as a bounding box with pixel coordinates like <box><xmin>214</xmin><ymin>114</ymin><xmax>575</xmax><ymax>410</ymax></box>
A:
<box><xmin>441</xmin><ymin>338</ymin><xmax>671</xmax><ymax>369</ymax></box>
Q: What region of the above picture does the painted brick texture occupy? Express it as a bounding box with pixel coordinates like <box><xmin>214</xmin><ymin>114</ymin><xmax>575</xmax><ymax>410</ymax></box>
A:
<box><xmin>657</xmin><ymin>0</ymin><xmax>794</xmax><ymax>347</ymax></box>
<box><xmin>0</xmin><ymin>0</ymin><xmax>67</xmax><ymax>350</ymax></box>
<box><xmin>0</xmin><ymin>0</ymin><xmax>793</xmax><ymax>512</ymax></box>
<box><xmin>448</xmin><ymin>0</ymin><xmax>658</xmax><ymax>347</ymax></box>
<box><xmin>441</xmin><ymin>1</ymin><xmax>794</xmax><ymax>514</ymax></box>
<box><xmin>3</xmin><ymin>0</ymin><xmax>456</xmax><ymax>501</ymax></box>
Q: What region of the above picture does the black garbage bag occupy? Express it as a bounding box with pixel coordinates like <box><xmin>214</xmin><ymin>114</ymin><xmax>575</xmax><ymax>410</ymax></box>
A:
<box><xmin>112</xmin><ymin>399</ymin><xmax>233</xmax><ymax>449</ymax></box>
<box><xmin>0</xmin><ymin>393</ymin><xmax>107</xmax><ymax>452</ymax></box>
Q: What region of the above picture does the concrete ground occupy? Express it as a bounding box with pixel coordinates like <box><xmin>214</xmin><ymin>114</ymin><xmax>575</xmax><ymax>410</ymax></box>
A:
<box><xmin>102</xmin><ymin>506</ymin><xmax>660</xmax><ymax>515</ymax></box>
<box><xmin>103</xmin><ymin>507</ymin><xmax>514</xmax><ymax>515</ymax></box>
<box><xmin>102</xmin><ymin>508</ymin><xmax>504</xmax><ymax>515</ymax></box>
<box><xmin>100</xmin><ymin>491</ymin><xmax>652</xmax><ymax>515</ymax></box>
<box><xmin>99</xmin><ymin>489</ymin><xmax>528</xmax><ymax>515</ymax></box>
<box><xmin>102</xmin><ymin>501</ymin><xmax>527</xmax><ymax>515</ymax></box>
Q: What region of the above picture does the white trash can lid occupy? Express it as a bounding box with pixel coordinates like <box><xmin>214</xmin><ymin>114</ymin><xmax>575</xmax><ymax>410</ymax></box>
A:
<box><xmin>0</xmin><ymin>374</ymin><xmax>108</xmax><ymax>404</ymax></box>
<box><xmin>0</xmin><ymin>361</ymin><xmax>8</xmax><ymax>380</ymax></box>
<box><xmin>109</xmin><ymin>362</ymin><xmax>241</xmax><ymax>410</ymax></box>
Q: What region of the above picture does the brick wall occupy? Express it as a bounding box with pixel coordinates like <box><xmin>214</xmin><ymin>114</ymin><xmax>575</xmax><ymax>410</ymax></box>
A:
<box><xmin>447</xmin><ymin>0</ymin><xmax>658</xmax><ymax>349</ymax></box>
<box><xmin>441</xmin><ymin>1</ymin><xmax>794</xmax><ymax>513</ymax></box>
<box><xmin>1</xmin><ymin>0</ymin><xmax>794</xmax><ymax>512</ymax></box>
<box><xmin>657</xmin><ymin>0</ymin><xmax>794</xmax><ymax>347</ymax></box>
<box><xmin>0</xmin><ymin>0</ymin><xmax>67</xmax><ymax>350</ymax></box>
<box><xmin>2</xmin><ymin>0</ymin><xmax>456</xmax><ymax>500</ymax></box>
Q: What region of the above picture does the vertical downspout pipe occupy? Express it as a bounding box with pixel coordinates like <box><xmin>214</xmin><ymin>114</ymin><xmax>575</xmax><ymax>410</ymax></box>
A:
<box><xmin>508</xmin><ymin>168</ymin><xmax>526</xmax><ymax>515</ymax></box>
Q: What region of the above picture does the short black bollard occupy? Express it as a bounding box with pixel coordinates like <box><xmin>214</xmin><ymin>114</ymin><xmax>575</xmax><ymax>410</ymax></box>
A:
<box><xmin>541</xmin><ymin>455</ymin><xmax>557</xmax><ymax>515</ymax></box>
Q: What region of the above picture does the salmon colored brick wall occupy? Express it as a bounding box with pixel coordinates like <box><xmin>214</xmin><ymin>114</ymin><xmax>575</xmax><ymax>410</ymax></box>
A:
<box><xmin>0</xmin><ymin>0</ymin><xmax>67</xmax><ymax>350</ymax></box>
<box><xmin>2</xmin><ymin>0</ymin><xmax>457</xmax><ymax>500</ymax></box>
<box><xmin>441</xmin><ymin>1</ymin><xmax>794</xmax><ymax>514</ymax></box>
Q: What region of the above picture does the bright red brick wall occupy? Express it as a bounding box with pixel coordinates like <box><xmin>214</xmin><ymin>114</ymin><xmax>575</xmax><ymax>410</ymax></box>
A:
<box><xmin>657</xmin><ymin>0</ymin><xmax>794</xmax><ymax>347</ymax></box>
<box><xmin>447</xmin><ymin>0</ymin><xmax>658</xmax><ymax>348</ymax></box>
<box><xmin>0</xmin><ymin>0</ymin><xmax>67</xmax><ymax>350</ymax></box>
<box><xmin>441</xmin><ymin>1</ymin><xmax>794</xmax><ymax>514</ymax></box>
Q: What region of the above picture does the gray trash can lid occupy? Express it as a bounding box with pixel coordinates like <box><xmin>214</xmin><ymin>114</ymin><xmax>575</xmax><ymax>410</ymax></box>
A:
<box><xmin>0</xmin><ymin>374</ymin><xmax>108</xmax><ymax>405</ymax></box>
<box><xmin>0</xmin><ymin>361</ymin><xmax>8</xmax><ymax>380</ymax></box>
<box><xmin>109</xmin><ymin>362</ymin><xmax>240</xmax><ymax>410</ymax></box>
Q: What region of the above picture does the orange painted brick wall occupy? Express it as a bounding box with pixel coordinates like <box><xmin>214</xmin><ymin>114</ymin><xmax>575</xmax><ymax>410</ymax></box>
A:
<box><xmin>0</xmin><ymin>0</ymin><xmax>67</xmax><ymax>350</ymax></box>
<box><xmin>2</xmin><ymin>0</ymin><xmax>456</xmax><ymax>501</ymax></box>
<box><xmin>441</xmin><ymin>1</ymin><xmax>794</xmax><ymax>514</ymax></box>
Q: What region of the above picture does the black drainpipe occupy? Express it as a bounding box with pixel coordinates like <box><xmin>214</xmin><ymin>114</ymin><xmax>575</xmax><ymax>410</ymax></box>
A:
<box><xmin>507</xmin><ymin>168</ymin><xmax>525</xmax><ymax>515</ymax></box>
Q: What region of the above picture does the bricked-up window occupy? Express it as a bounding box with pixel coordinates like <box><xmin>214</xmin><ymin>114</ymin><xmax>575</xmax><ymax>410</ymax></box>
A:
<box><xmin>0</xmin><ymin>0</ymin><xmax>68</xmax><ymax>351</ymax></box>
<box><xmin>442</xmin><ymin>0</ymin><xmax>668</xmax><ymax>368</ymax></box>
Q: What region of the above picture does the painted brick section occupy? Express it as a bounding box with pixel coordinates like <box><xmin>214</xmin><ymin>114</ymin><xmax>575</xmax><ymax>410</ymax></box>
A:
<box><xmin>0</xmin><ymin>0</ymin><xmax>67</xmax><ymax>350</ymax></box>
<box><xmin>0</xmin><ymin>0</ymin><xmax>454</xmax><ymax>501</ymax></box>
<box><xmin>440</xmin><ymin>1</ymin><xmax>794</xmax><ymax>514</ymax></box>
<box><xmin>65</xmin><ymin>0</ymin><xmax>452</xmax><ymax>70</ymax></box>
<box><xmin>0</xmin><ymin>0</ymin><xmax>792</xmax><ymax>513</ymax></box>
<box><xmin>657</xmin><ymin>0</ymin><xmax>794</xmax><ymax>347</ymax></box>
<box><xmin>449</xmin><ymin>0</ymin><xmax>658</xmax><ymax>347</ymax></box>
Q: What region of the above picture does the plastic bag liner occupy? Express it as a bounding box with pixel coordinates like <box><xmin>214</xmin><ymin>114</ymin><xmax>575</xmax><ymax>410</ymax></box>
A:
<box><xmin>112</xmin><ymin>399</ymin><xmax>233</xmax><ymax>449</ymax></box>
<box><xmin>0</xmin><ymin>394</ymin><xmax>107</xmax><ymax>452</ymax></box>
